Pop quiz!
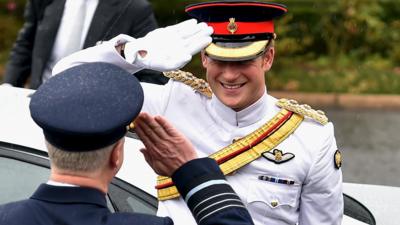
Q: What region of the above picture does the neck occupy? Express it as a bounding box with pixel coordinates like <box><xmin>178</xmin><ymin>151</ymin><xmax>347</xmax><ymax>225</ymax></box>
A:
<box><xmin>50</xmin><ymin>171</ymin><xmax>109</xmax><ymax>194</ymax></box>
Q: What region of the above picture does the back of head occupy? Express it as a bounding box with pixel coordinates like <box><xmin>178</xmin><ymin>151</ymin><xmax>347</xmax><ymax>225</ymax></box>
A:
<box><xmin>30</xmin><ymin>62</ymin><xmax>144</xmax><ymax>171</ymax></box>
<box><xmin>45</xmin><ymin>141</ymin><xmax>115</xmax><ymax>173</ymax></box>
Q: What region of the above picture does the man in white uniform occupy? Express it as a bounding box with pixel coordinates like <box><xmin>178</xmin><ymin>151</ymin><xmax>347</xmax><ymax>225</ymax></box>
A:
<box><xmin>53</xmin><ymin>1</ymin><xmax>343</xmax><ymax>224</ymax></box>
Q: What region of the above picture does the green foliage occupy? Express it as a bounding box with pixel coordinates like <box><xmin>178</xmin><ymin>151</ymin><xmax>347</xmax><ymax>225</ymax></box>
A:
<box><xmin>276</xmin><ymin>0</ymin><xmax>394</xmax><ymax>58</ymax></box>
<box><xmin>270</xmin><ymin>0</ymin><xmax>400</xmax><ymax>94</ymax></box>
<box><xmin>0</xmin><ymin>15</ymin><xmax>21</xmax><ymax>52</ymax></box>
<box><xmin>0</xmin><ymin>0</ymin><xmax>26</xmax><ymax>16</ymax></box>
<box><xmin>0</xmin><ymin>0</ymin><xmax>25</xmax><ymax>73</ymax></box>
<box><xmin>269</xmin><ymin>54</ymin><xmax>400</xmax><ymax>94</ymax></box>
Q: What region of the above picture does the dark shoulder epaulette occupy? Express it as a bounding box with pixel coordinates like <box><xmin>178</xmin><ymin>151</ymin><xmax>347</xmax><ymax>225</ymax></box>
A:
<box><xmin>163</xmin><ymin>70</ymin><xmax>212</xmax><ymax>98</ymax></box>
<box><xmin>276</xmin><ymin>98</ymin><xmax>328</xmax><ymax>125</ymax></box>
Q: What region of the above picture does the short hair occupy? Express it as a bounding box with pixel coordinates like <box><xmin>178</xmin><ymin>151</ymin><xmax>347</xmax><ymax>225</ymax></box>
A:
<box><xmin>258</xmin><ymin>39</ymin><xmax>275</xmax><ymax>60</ymax></box>
<box><xmin>268</xmin><ymin>38</ymin><xmax>275</xmax><ymax>48</ymax></box>
<box><xmin>46</xmin><ymin>141</ymin><xmax>115</xmax><ymax>173</ymax></box>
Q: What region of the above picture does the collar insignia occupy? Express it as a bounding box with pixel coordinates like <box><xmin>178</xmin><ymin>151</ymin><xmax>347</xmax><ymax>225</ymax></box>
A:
<box><xmin>227</xmin><ymin>18</ymin><xmax>238</xmax><ymax>34</ymax></box>
<box><xmin>334</xmin><ymin>150</ymin><xmax>342</xmax><ymax>169</ymax></box>
<box><xmin>262</xmin><ymin>149</ymin><xmax>295</xmax><ymax>164</ymax></box>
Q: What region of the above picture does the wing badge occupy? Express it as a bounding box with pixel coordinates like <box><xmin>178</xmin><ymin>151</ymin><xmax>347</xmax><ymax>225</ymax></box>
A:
<box><xmin>262</xmin><ymin>149</ymin><xmax>295</xmax><ymax>164</ymax></box>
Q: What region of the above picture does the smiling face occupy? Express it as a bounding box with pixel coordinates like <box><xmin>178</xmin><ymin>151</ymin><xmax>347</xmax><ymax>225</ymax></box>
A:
<box><xmin>202</xmin><ymin>47</ymin><xmax>275</xmax><ymax>111</ymax></box>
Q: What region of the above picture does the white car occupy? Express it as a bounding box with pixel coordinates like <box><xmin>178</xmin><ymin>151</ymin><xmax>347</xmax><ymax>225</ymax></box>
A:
<box><xmin>1</xmin><ymin>85</ymin><xmax>399</xmax><ymax>225</ymax></box>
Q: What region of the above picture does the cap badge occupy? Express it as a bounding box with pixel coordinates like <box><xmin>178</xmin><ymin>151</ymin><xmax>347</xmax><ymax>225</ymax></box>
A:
<box><xmin>227</xmin><ymin>18</ymin><xmax>238</xmax><ymax>34</ymax></box>
<box><xmin>334</xmin><ymin>150</ymin><xmax>342</xmax><ymax>169</ymax></box>
<box><xmin>262</xmin><ymin>149</ymin><xmax>295</xmax><ymax>164</ymax></box>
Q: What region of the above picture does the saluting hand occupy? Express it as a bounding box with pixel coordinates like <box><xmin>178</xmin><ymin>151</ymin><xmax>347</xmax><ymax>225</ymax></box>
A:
<box><xmin>124</xmin><ymin>19</ymin><xmax>213</xmax><ymax>72</ymax></box>
<box><xmin>134</xmin><ymin>112</ymin><xmax>198</xmax><ymax>177</ymax></box>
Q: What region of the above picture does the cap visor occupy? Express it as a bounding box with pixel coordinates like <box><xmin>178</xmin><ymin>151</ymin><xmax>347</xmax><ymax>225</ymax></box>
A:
<box><xmin>205</xmin><ymin>40</ymin><xmax>269</xmax><ymax>61</ymax></box>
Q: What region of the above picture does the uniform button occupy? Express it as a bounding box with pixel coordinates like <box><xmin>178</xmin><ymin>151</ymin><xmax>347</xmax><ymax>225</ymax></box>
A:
<box><xmin>271</xmin><ymin>200</ymin><xmax>279</xmax><ymax>208</ymax></box>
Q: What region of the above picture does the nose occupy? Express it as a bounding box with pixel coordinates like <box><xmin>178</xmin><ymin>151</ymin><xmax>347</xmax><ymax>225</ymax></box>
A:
<box><xmin>221</xmin><ymin>63</ymin><xmax>240</xmax><ymax>81</ymax></box>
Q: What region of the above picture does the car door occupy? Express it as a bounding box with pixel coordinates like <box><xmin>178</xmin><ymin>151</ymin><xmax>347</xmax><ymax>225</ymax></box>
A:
<box><xmin>0</xmin><ymin>141</ymin><xmax>157</xmax><ymax>214</ymax></box>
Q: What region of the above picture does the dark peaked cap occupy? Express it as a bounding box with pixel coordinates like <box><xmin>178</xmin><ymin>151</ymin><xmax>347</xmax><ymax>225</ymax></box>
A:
<box><xmin>30</xmin><ymin>63</ymin><xmax>144</xmax><ymax>152</ymax></box>
<box><xmin>186</xmin><ymin>0</ymin><xmax>287</xmax><ymax>61</ymax></box>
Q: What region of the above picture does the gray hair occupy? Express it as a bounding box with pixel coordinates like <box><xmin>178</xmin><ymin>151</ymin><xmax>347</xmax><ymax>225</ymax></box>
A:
<box><xmin>46</xmin><ymin>141</ymin><xmax>115</xmax><ymax>173</ymax></box>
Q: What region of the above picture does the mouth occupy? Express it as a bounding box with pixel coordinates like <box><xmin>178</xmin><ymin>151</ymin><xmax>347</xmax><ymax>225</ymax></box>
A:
<box><xmin>220</xmin><ymin>82</ymin><xmax>245</xmax><ymax>89</ymax></box>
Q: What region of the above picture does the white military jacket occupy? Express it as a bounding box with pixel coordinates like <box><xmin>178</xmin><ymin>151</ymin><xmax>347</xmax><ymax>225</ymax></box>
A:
<box><xmin>142</xmin><ymin>81</ymin><xmax>343</xmax><ymax>225</ymax></box>
<box><xmin>53</xmin><ymin>38</ymin><xmax>343</xmax><ymax>225</ymax></box>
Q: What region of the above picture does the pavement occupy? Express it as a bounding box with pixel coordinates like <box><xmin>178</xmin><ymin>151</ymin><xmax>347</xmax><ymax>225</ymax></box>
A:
<box><xmin>269</xmin><ymin>91</ymin><xmax>400</xmax><ymax>110</ymax></box>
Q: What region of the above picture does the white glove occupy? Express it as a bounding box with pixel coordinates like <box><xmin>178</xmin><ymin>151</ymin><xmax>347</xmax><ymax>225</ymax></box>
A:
<box><xmin>124</xmin><ymin>19</ymin><xmax>213</xmax><ymax>72</ymax></box>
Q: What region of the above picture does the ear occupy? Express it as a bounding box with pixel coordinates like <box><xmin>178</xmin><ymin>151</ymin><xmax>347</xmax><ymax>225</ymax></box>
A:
<box><xmin>109</xmin><ymin>138</ymin><xmax>125</xmax><ymax>173</ymax></box>
<box><xmin>262</xmin><ymin>47</ymin><xmax>275</xmax><ymax>71</ymax></box>
<box><xmin>201</xmin><ymin>51</ymin><xmax>208</xmax><ymax>68</ymax></box>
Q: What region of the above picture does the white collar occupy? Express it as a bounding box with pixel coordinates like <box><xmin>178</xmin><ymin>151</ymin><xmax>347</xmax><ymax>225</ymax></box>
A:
<box><xmin>47</xmin><ymin>180</ymin><xmax>78</xmax><ymax>187</ymax></box>
<box><xmin>210</xmin><ymin>89</ymin><xmax>271</xmax><ymax>128</ymax></box>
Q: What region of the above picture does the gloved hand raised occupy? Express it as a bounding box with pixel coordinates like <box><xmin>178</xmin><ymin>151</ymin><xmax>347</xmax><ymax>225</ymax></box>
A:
<box><xmin>124</xmin><ymin>19</ymin><xmax>213</xmax><ymax>72</ymax></box>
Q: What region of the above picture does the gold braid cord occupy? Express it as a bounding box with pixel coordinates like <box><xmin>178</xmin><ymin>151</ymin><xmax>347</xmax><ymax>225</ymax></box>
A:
<box><xmin>276</xmin><ymin>98</ymin><xmax>328</xmax><ymax>125</ymax></box>
<box><xmin>163</xmin><ymin>70</ymin><xmax>212</xmax><ymax>98</ymax></box>
<box><xmin>156</xmin><ymin>109</ymin><xmax>304</xmax><ymax>201</ymax></box>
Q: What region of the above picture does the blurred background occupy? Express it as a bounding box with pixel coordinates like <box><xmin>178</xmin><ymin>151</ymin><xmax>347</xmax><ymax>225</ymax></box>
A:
<box><xmin>1</xmin><ymin>0</ymin><xmax>399</xmax><ymax>186</ymax></box>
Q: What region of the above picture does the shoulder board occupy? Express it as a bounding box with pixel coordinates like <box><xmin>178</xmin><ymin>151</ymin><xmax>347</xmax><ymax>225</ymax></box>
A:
<box><xmin>276</xmin><ymin>98</ymin><xmax>328</xmax><ymax>125</ymax></box>
<box><xmin>163</xmin><ymin>70</ymin><xmax>212</xmax><ymax>98</ymax></box>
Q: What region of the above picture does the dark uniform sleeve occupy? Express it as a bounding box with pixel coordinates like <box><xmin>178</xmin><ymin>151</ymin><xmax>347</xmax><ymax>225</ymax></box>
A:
<box><xmin>172</xmin><ymin>158</ymin><xmax>254</xmax><ymax>225</ymax></box>
<box><xmin>3</xmin><ymin>0</ymin><xmax>38</xmax><ymax>87</ymax></box>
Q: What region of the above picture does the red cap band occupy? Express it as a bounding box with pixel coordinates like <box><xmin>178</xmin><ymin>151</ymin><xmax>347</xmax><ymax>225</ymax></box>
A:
<box><xmin>207</xmin><ymin>21</ymin><xmax>274</xmax><ymax>35</ymax></box>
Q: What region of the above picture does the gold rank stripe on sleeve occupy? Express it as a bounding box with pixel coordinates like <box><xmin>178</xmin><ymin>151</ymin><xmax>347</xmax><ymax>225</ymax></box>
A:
<box><xmin>156</xmin><ymin>109</ymin><xmax>304</xmax><ymax>201</ymax></box>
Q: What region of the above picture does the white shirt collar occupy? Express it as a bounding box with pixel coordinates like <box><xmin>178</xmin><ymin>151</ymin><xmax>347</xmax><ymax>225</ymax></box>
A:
<box><xmin>43</xmin><ymin>0</ymin><xmax>99</xmax><ymax>83</ymax></box>
<box><xmin>210</xmin><ymin>89</ymin><xmax>270</xmax><ymax>127</ymax></box>
<box><xmin>47</xmin><ymin>180</ymin><xmax>78</xmax><ymax>187</ymax></box>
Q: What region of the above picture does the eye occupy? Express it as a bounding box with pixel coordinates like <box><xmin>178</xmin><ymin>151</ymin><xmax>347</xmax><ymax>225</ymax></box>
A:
<box><xmin>238</xmin><ymin>60</ymin><xmax>252</xmax><ymax>65</ymax></box>
<box><xmin>209</xmin><ymin>59</ymin><xmax>225</xmax><ymax>66</ymax></box>
<box><xmin>235</xmin><ymin>59</ymin><xmax>255</xmax><ymax>66</ymax></box>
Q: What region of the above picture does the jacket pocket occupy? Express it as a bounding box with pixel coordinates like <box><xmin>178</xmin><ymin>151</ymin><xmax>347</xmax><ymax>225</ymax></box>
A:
<box><xmin>246</xmin><ymin>176</ymin><xmax>301</xmax><ymax>222</ymax></box>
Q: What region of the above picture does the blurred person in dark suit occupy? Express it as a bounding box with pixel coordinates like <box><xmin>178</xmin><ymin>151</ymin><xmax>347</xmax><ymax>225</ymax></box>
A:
<box><xmin>2</xmin><ymin>0</ymin><xmax>167</xmax><ymax>89</ymax></box>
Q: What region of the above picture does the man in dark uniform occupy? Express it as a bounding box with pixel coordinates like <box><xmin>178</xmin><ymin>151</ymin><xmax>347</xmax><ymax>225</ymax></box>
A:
<box><xmin>0</xmin><ymin>62</ymin><xmax>254</xmax><ymax>225</ymax></box>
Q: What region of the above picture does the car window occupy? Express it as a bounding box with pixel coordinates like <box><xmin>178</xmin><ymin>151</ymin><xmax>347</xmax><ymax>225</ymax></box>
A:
<box><xmin>0</xmin><ymin>143</ymin><xmax>156</xmax><ymax>215</ymax></box>
<box><xmin>108</xmin><ymin>178</ymin><xmax>157</xmax><ymax>215</ymax></box>
<box><xmin>344</xmin><ymin>193</ymin><xmax>376</xmax><ymax>225</ymax></box>
<box><xmin>0</xmin><ymin>157</ymin><xmax>49</xmax><ymax>204</ymax></box>
<box><xmin>0</xmin><ymin>155</ymin><xmax>117</xmax><ymax>211</ymax></box>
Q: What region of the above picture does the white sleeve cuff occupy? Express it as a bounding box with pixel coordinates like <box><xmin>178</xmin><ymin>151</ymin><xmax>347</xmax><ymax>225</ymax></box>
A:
<box><xmin>52</xmin><ymin>34</ymin><xmax>144</xmax><ymax>76</ymax></box>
